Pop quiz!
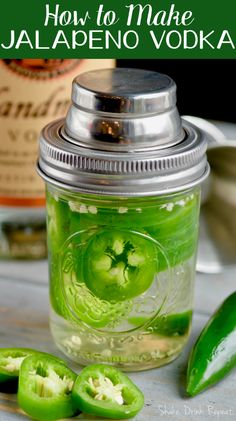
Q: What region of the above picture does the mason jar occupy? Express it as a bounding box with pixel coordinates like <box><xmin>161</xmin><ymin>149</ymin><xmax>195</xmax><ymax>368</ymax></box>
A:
<box><xmin>38</xmin><ymin>68</ymin><xmax>209</xmax><ymax>371</ymax></box>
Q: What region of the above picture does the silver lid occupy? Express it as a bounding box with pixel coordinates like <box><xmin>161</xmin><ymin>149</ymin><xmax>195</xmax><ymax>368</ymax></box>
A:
<box><xmin>71</xmin><ymin>68</ymin><xmax>176</xmax><ymax>113</ymax></box>
<box><xmin>37</xmin><ymin>68</ymin><xmax>209</xmax><ymax>196</ymax></box>
<box><xmin>64</xmin><ymin>68</ymin><xmax>184</xmax><ymax>151</ymax></box>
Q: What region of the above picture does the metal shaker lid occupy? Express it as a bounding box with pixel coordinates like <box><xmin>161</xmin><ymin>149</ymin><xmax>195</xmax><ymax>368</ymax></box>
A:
<box><xmin>71</xmin><ymin>68</ymin><xmax>175</xmax><ymax>114</ymax></box>
<box><xmin>38</xmin><ymin>68</ymin><xmax>209</xmax><ymax>196</ymax></box>
<box><xmin>64</xmin><ymin>68</ymin><xmax>184</xmax><ymax>151</ymax></box>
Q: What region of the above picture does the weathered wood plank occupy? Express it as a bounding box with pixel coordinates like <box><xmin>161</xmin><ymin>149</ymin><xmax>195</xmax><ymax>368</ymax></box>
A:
<box><xmin>0</xmin><ymin>260</ymin><xmax>48</xmax><ymax>284</ymax></box>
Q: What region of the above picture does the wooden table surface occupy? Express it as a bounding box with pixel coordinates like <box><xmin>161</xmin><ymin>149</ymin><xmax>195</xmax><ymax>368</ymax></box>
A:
<box><xmin>0</xmin><ymin>260</ymin><xmax>236</xmax><ymax>421</ymax></box>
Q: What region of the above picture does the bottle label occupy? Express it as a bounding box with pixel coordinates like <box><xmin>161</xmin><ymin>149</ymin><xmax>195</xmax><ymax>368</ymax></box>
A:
<box><xmin>0</xmin><ymin>59</ymin><xmax>114</xmax><ymax>207</ymax></box>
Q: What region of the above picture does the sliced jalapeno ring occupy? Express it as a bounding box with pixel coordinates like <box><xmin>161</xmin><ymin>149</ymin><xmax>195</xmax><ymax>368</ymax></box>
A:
<box><xmin>0</xmin><ymin>348</ymin><xmax>64</xmax><ymax>393</ymax></box>
<box><xmin>72</xmin><ymin>364</ymin><xmax>144</xmax><ymax>419</ymax></box>
<box><xmin>83</xmin><ymin>230</ymin><xmax>158</xmax><ymax>302</ymax></box>
<box><xmin>18</xmin><ymin>354</ymin><xmax>78</xmax><ymax>421</ymax></box>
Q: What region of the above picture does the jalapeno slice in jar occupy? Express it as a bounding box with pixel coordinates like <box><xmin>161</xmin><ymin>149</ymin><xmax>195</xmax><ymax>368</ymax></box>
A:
<box><xmin>72</xmin><ymin>364</ymin><xmax>144</xmax><ymax>419</ymax></box>
<box><xmin>129</xmin><ymin>310</ymin><xmax>192</xmax><ymax>336</ymax></box>
<box><xmin>0</xmin><ymin>348</ymin><xmax>64</xmax><ymax>393</ymax></box>
<box><xmin>46</xmin><ymin>189</ymin><xmax>70</xmax><ymax>252</ymax></box>
<box><xmin>18</xmin><ymin>354</ymin><xmax>78</xmax><ymax>421</ymax></box>
<box><xmin>83</xmin><ymin>230</ymin><xmax>158</xmax><ymax>302</ymax></box>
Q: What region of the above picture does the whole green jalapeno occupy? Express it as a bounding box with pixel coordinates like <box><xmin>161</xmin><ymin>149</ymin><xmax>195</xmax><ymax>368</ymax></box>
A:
<box><xmin>187</xmin><ymin>291</ymin><xmax>236</xmax><ymax>396</ymax></box>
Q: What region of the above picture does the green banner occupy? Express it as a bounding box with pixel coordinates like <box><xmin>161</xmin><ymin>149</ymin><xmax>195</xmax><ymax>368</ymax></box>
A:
<box><xmin>0</xmin><ymin>0</ymin><xmax>235</xmax><ymax>58</ymax></box>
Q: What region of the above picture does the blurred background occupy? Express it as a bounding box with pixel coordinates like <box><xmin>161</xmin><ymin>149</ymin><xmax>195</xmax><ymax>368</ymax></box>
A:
<box><xmin>118</xmin><ymin>59</ymin><xmax>236</xmax><ymax>122</ymax></box>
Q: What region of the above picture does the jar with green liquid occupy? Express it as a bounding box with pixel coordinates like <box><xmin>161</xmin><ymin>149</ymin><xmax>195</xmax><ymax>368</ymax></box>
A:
<box><xmin>38</xmin><ymin>68</ymin><xmax>209</xmax><ymax>371</ymax></box>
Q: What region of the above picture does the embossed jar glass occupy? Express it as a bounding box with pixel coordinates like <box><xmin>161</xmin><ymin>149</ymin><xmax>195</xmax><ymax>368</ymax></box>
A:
<box><xmin>38</xmin><ymin>69</ymin><xmax>209</xmax><ymax>371</ymax></box>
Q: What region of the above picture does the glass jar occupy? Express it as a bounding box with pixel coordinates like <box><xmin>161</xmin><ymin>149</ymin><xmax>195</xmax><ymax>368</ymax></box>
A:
<box><xmin>47</xmin><ymin>185</ymin><xmax>200</xmax><ymax>370</ymax></box>
<box><xmin>38</xmin><ymin>68</ymin><xmax>209</xmax><ymax>370</ymax></box>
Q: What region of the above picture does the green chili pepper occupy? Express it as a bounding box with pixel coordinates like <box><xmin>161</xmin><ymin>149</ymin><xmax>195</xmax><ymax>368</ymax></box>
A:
<box><xmin>0</xmin><ymin>348</ymin><xmax>64</xmax><ymax>393</ymax></box>
<box><xmin>68</xmin><ymin>191</ymin><xmax>198</xmax><ymax>232</ymax></box>
<box><xmin>129</xmin><ymin>310</ymin><xmax>192</xmax><ymax>336</ymax></box>
<box><xmin>46</xmin><ymin>190</ymin><xmax>70</xmax><ymax>252</ymax></box>
<box><xmin>83</xmin><ymin>229</ymin><xmax>158</xmax><ymax>302</ymax></box>
<box><xmin>146</xmin><ymin>196</ymin><xmax>199</xmax><ymax>271</ymax></box>
<box><xmin>18</xmin><ymin>354</ymin><xmax>78</xmax><ymax>421</ymax></box>
<box><xmin>46</xmin><ymin>190</ymin><xmax>71</xmax><ymax>319</ymax></box>
<box><xmin>52</xmin><ymin>189</ymin><xmax>198</xmax><ymax>258</ymax></box>
<box><xmin>67</xmin><ymin>191</ymin><xmax>199</xmax><ymax>275</ymax></box>
<box><xmin>72</xmin><ymin>364</ymin><xmax>144</xmax><ymax>419</ymax></box>
<box><xmin>186</xmin><ymin>291</ymin><xmax>236</xmax><ymax>396</ymax></box>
